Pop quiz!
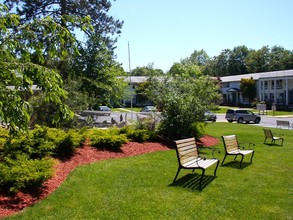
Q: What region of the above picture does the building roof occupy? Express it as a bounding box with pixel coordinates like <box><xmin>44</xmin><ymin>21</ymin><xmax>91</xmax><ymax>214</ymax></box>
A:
<box><xmin>120</xmin><ymin>69</ymin><xmax>293</xmax><ymax>84</ymax></box>
<box><xmin>119</xmin><ymin>76</ymin><xmax>149</xmax><ymax>83</ymax></box>
<box><xmin>220</xmin><ymin>69</ymin><xmax>293</xmax><ymax>82</ymax></box>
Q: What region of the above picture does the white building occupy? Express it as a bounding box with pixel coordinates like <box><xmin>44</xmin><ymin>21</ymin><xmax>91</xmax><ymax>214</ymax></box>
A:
<box><xmin>221</xmin><ymin>69</ymin><xmax>293</xmax><ymax>108</ymax></box>
<box><xmin>122</xmin><ymin>70</ymin><xmax>293</xmax><ymax>110</ymax></box>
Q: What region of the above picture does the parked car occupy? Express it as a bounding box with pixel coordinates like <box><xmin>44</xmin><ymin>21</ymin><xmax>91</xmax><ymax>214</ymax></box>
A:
<box><xmin>225</xmin><ymin>109</ymin><xmax>261</xmax><ymax>124</ymax></box>
<box><xmin>204</xmin><ymin>111</ymin><xmax>217</xmax><ymax>122</ymax></box>
<box><xmin>98</xmin><ymin>106</ymin><xmax>111</xmax><ymax>116</ymax></box>
<box><xmin>140</xmin><ymin>106</ymin><xmax>157</xmax><ymax>112</ymax></box>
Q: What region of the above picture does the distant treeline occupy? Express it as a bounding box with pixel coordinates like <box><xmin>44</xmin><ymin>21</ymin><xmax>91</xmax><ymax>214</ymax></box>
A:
<box><xmin>131</xmin><ymin>45</ymin><xmax>293</xmax><ymax>77</ymax></box>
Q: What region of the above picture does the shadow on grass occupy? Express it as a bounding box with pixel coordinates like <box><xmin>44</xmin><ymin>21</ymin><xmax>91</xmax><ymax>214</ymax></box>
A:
<box><xmin>221</xmin><ymin>161</ymin><xmax>252</xmax><ymax>169</ymax></box>
<box><xmin>169</xmin><ymin>173</ymin><xmax>217</xmax><ymax>191</ymax></box>
<box><xmin>263</xmin><ymin>143</ymin><xmax>283</xmax><ymax>147</ymax></box>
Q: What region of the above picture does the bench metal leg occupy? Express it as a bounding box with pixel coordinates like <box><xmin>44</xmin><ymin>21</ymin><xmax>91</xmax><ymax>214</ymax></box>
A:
<box><xmin>239</xmin><ymin>154</ymin><xmax>244</xmax><ymax>168</ymax></box>
<box><xmin>250</xmin><ymin>151</ymin><xmax>255</xmax><ymax>163</ymax></box>
<box><xmin>214</xmin><ymin>160</ymin><xmax>220</xmax><ymax>176</ymax></box>
<box><xmin>173</xmin><ymin>167</ymin><xmax>181</xmax><ymax>183</ymax></box>
<box><xmin>221</xmin><ymin>154</ymin><xmax>227</xmax><ymax>166</ymax></box>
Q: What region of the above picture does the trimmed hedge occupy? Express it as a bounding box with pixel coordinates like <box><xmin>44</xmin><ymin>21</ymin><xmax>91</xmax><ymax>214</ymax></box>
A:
<box><xmin>88</xmin><ymin>128</ymin><xmax>128</xmax><ymax>151</ymax></box>
<box><xmin>0</xmin><ymin>155</ymin><xmax>54</xmax><ymax>192</ymax></box>
<box><xmin>0</xmin><ymin>126</ymin><xmax>85</xmax><ymax>192</ymax></box>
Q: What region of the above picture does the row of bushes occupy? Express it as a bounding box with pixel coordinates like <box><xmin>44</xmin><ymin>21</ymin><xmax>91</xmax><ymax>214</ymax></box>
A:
<box><xmin>0</xmin><ymin>126</ymin><xmax>86</xmax><ymax>192</ymax></box>
<box><xmin>0</xmin><ymin>120</ymin><xmax>206</xmax><ymax>193</ymax></box>
<box><xmin>88</xmin><ymin>125</ymin><xmax>158</xmax><ymax>151</ymax></box>
<box><xmin>0</xmin><ymin>124</ymin><xmax>158</xmax><ymax>192</ymax></box>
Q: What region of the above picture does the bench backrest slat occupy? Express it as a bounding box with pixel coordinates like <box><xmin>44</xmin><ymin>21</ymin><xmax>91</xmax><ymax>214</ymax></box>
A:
<box><xmin>263</xmin><ymin>129</ymin><xmax>273</xmax><ymax>138</ymax></box>
<box><xmin>222</xmin><ymin>135</ymin><xmax>239</xmax><ymax>152</ymax></box>
<box><xmin>175</xmin><ymin>138</ymin><xmax>199</xmax><ymax>165</ymax></box>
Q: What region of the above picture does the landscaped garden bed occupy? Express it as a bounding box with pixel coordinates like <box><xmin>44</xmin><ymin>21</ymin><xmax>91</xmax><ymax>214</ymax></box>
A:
<box><xmin>0</xmin><ymin>135</ymin><xmax>218</xmax><ymax>218</ymax></box>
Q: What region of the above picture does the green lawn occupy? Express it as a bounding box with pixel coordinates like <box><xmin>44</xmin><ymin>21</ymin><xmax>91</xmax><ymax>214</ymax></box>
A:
<box><xmin>112</xmin><ymin>107</ymin><xmax>141</xmax><ymax>112</ymax></box>
<box><xmin>7</xmin><ymin>123</ymin><xmax>293</xmax><ymax>219</ymax></box>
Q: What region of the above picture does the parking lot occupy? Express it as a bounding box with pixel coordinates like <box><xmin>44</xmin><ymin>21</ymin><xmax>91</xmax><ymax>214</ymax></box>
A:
<box><xmin>216</xmin><ymin>113</ymin><xmax>293</xmax><ymax>129</ymax></box>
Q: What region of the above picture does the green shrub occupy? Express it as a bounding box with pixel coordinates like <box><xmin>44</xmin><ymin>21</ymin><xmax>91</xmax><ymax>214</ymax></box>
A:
<box><xmin>126</xmin><ymin>129</ymin><xmax>150</xmax><ymax>143</ymax></box>
<box><xmin>119</xmin><ymin>126</ymin><xmax>157</xmax><ymax>142</ymax></box>
<box><xmin>67</xmin><ymin>129</ymin><xmax>86</xmax><ymax>147</ymax></box>
<box><xmin>90</xmin><ymin>134</ymin><xmax>128</xmax><ymax>151</ymax></box>
<box><xmin>0</xmin><ymin>128</ymin><xmax>9</xmax><ymax>151</ymax></box>
<box><xmin>47</xmin><ymin>128</ymin><xmax>76</xmax><ymax>158</ymax></box>
<box><xmin>2</xmin><ymin>126</ymin><xmax>55</xmax><ymax>159</ymax></box>
<box><xmin>190</xmin><ymin>122</ymin><xmax>206</xmax><ymax>139</ymax></box>
<box><xmin>0</xmin><ymin>127</ymin><xmax>9</xmax><ymax>138</ymax></box>
<box><xmin>0</xmin><ymin>154</ymin><xmax>54</xmax><ymax>192</ymax></box>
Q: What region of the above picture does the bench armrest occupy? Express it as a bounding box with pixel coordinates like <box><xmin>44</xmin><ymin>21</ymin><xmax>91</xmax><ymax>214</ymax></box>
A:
<box><xmin>239</xmin><ymin>142</ymin><xmax>255</xmax><ymax>150</ymax></box>
<box><xmin>199</xmin><ymin>147</ymin><xmax>220</xmax><ymax>158</ymax></box>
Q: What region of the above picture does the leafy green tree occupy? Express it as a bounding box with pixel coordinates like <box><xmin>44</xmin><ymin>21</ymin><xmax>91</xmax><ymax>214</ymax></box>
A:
<box><xmin>181</xmin><ymin>49</ymin><xmax>210</xmax><ymax>66</ymax></box>
<box><xmin>240</xmin><ymin>77</ymin><xmax>256</xmax><ymax>103</ymax></box>
<box><xmin>70</xmin><ymin>35</ymin><xmax>127</xmax><ymax>107</ymax></box>
<box><xmin>0</xmin><ymin>4</ymin><xmax>76</xmax><ymax>133</ymax></box>
<box><xmin>213</xmin><ymin>49</ymin><xmax>232</xmax><ymax>76</ymax></box>
<box><xmin>5</xmin><ymin>0</ymin><xmax>124</xmax><ymax>104</ymax></box>
<box><xmin>147</xmin><ymin>75</ymin><xmax>221</xmax><ymax>139</ymax></box>
<box><xmin>135</xmin><ymin>82</ymin><xmax>152</xmax><ymax>106</ymax></box>
<box><xmin>246</xmin><ymin>46</ymin><xmax>270</xmax><ymax>73</ymax></box>
<box><xmin>131</xmin><ymin>63</ymin><xmax>164</xmax><ymax>76</ymax></box>
<box><xmin>168</xmin><ymin>62</ymin><xmax>202</xmax><ymax>77</ymax></box>
<box><xmin>4</xmin><ymin>0</ymin><xmax>123</xmax><ymax>53</ymax></box>
<box><xmin>268</xmin><ymin>46</ymin><xmax>293</xmax><ymax>71</ymax></box>
<box><xmin>227</xmin><ymin>45</ymin><xmax>249</xmax><ymax>74</ymax></box>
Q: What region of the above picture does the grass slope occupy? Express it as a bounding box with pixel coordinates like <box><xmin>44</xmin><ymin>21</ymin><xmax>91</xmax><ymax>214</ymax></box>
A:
<box><xmin>7</xmin><ymin>123</ymin><xmax>293</xmax><ymax>219</ymax></box>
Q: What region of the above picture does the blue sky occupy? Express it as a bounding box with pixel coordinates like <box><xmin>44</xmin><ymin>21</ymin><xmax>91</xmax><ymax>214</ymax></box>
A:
<box><xmin>109</xmin><ymin>0</ymin><xmax>293</xmax><ymax>72</ymax></box>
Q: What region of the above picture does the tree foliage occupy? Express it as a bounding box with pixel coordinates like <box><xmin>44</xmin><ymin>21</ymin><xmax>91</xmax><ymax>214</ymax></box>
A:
<box><xmin>131</xmin><ymin>63</ymin><xmax>164</xmax><ymax>76</ymax></box>
<box><xmin>71</xmin><ymin>35</ymin><xmax>127</xmax><ymax>107</ymax></box>
<box><xmin>240</xmin><ymin>77</ymin><xmax>256</xmax><ymax>103</ymax></box>
<box><xmin>178</xmin><ymin>45</ymin><xmax>293</xmax><ymax>77</ymax></box>
<box><xmin>0</xmin><ymin>4</ymin><xmax>76</xmax><ymax>133</ymax></box>
<box><xmin>5</xmin><ymin>0</ymin><xmax>127</xmax><ymax>109</ymax></box>
<box><xmin>168</xmin><ymin>62</ymin><xmax>202</xmax><ymax>77</ymax></box>
<box><xmin>4</xmin><ymin>0</ymin><xmax>123</xmax><ymax>51</ymax></box>
<box><xmin>181</xmin><ymin>49</ymin><xmax>210</xmax><ymax>66</ymax></box>
<box><xmin>147</xmin><ymin>75</ymin><xmax>221</xmax><ymax>140</ymax></box>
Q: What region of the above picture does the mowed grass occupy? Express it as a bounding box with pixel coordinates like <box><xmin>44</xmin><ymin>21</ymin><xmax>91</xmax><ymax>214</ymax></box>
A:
<box><xmin>7</xmin><ymin>123</ymin><xmax>293</xmax><ymax>219</ymax></box>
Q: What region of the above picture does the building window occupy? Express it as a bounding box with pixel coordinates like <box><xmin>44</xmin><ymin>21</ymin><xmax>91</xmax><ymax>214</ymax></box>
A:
<box><xmin>276</xmin><ymin>80</ymin><xmax>282</xmax><ymax>89</ymax></box>
<box><xmin>223</xmin><ymin>82</ymin><xmax>230</xmax><ymax>88</ymax></box>
<box><xmin>264</xmin><ymin>81</ymin><xmax>268</xmax><ymax>89</ymax></box>
<box><xmin>271</xmin><ymin>81</ymin><xmax>274</xmax><ymax>89</ymax></box>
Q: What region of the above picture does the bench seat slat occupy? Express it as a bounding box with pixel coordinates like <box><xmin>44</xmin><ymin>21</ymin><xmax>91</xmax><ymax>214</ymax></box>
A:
<box><xmin>183</xmin><ymin>158</ymin><xmax>219</xmax><ymax>169</ymax></box>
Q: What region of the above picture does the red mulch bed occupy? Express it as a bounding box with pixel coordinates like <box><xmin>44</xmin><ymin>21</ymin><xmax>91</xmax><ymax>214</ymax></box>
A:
<box><xmin>0</xmin><ymin>135</ymin><xmax>219</xmax><ymax>218</ymax></box>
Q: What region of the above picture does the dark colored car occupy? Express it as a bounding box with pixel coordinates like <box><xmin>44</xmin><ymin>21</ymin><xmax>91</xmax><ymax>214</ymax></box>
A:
<box><xmin>225</xmin><ymin>109</ymin><xmax>261</xmax><ymax>124</ymax></box>
<box><xmin>204</xmin><ymin>111</ymin><xmax>217</xmax><ymax>122</ymax></box>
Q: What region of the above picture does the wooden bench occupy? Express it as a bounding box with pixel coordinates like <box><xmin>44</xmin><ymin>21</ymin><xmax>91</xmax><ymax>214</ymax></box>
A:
<box><xmin>276</xmin><ymin>120</ymin><xmax>291</xmax><ymax>129</ymax></box>
<box><xmin>173</xmin><ymin>137</ymin><xmax>219</xmax><ymax>190</ymax></box>
<box><xmin>221</xmin><ymin>135</ymin><xmax>255</xmax><ymax>168</ymax></box>
<box><xmin>263</xmin><ymin>129</ymin><xmax>284</xmax><ymax>146</ymax></box>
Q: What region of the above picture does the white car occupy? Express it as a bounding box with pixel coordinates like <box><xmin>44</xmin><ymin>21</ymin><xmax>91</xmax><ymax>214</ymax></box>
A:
<box><xmin>140</xmin><ymin>106</ymin><xmax>157</xmax><ymax>112</ymax></box>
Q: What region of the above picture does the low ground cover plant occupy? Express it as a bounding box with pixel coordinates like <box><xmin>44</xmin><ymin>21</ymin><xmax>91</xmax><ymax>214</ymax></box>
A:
<box><xmin>88</xmin><ymin>128</ymin><xmax>128</xmax><ymax>151</ymax></box>
<box><xmin>0</xmin><ymin>126</ymin><xmax>85</xmax><ymax>192</ymax></box>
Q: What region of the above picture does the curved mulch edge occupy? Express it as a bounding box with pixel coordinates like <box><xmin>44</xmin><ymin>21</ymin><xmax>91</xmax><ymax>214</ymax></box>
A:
<box><xmin>0</xmin><ymin>135</ymin><xmax>219</xmax><ymax>218</ymax></box>
<box><xmin>197</xmin><ymin>135</ymin><xmax>220</xmax><ymax>147</ymax></box>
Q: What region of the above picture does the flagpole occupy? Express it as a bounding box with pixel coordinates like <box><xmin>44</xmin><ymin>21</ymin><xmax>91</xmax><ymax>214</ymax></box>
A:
<box><xmin>128</xmin><ymin>41</ymin><xmax>133</xmax><ymax>120</ymax></box>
